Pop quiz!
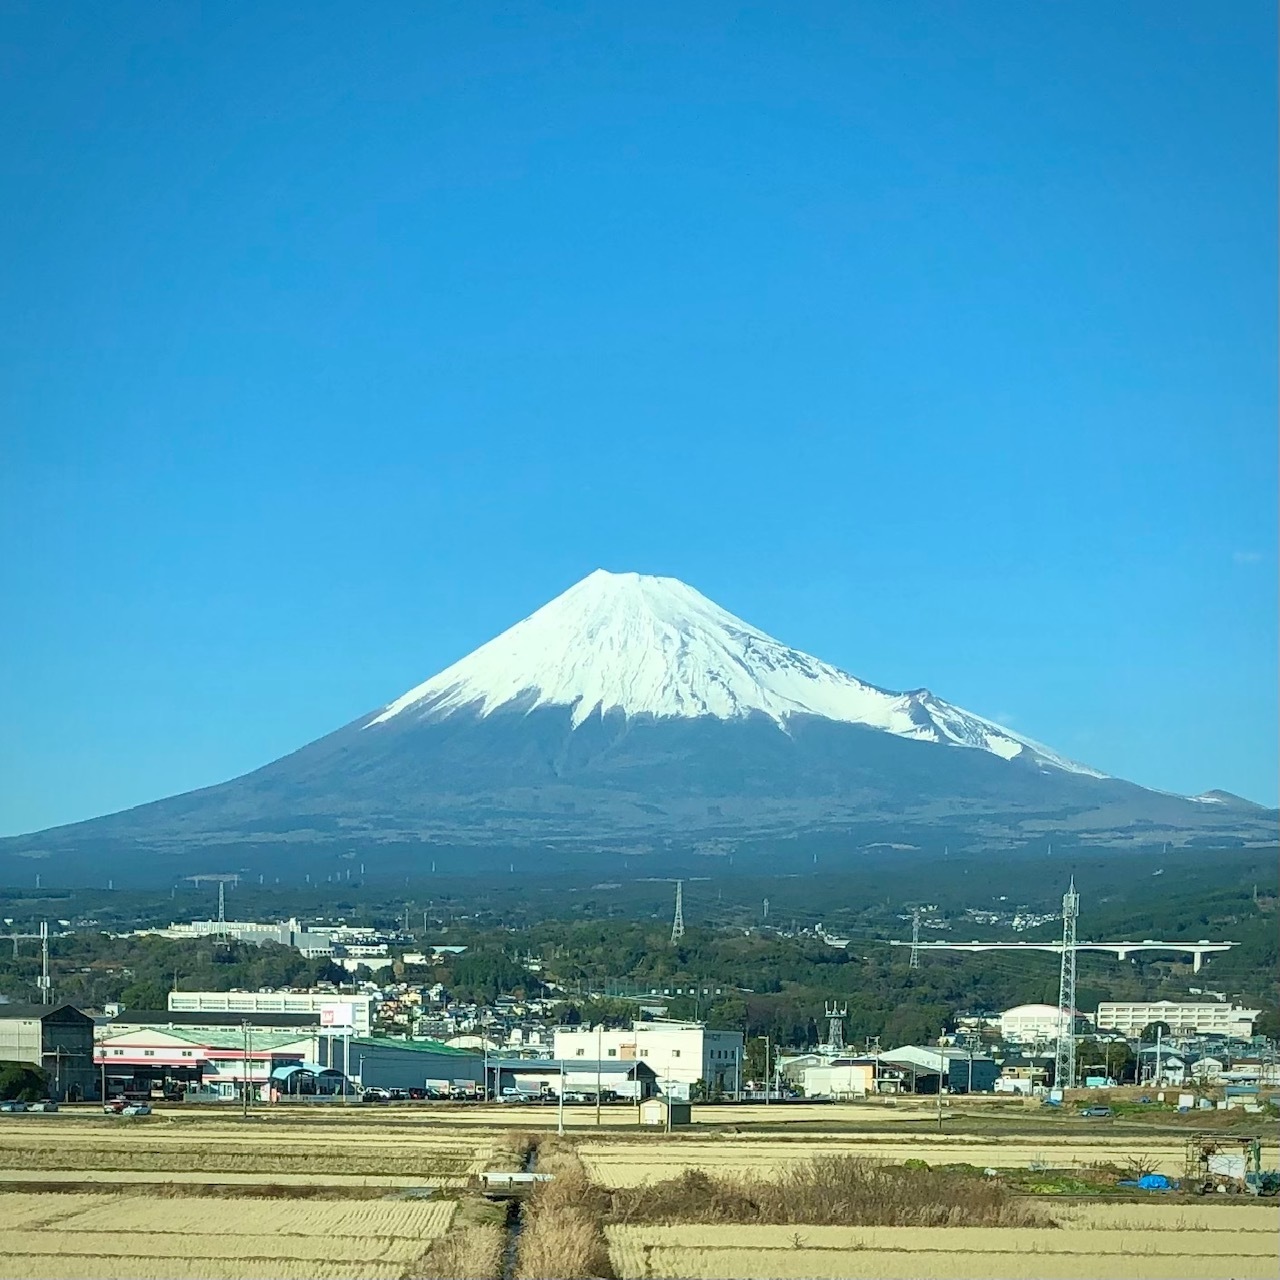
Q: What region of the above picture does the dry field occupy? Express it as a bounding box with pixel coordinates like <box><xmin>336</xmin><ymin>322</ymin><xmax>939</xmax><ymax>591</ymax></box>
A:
<box><xmin>578</xmin><ymin>1134</ymin><xmax>1190</xmax><ymax>1185</ymax></box>
<box><xmin>0</xmin><ymin>1116</ymin><xmax>493</xmax><ymax>1187</ymax></box>
<box><xmin>607</xmin><ymin>1203</ymin><xmax>1280</xmax><ymax>1280</ymax></box>
<box><xmin>0</xmin><ymin>1191</ymin><xmax>455</xmax><ymax>1280</ymax></box>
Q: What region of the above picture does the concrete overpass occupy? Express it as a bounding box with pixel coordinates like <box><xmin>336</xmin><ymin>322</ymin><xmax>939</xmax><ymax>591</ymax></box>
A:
<box><xmin>889</xmin><ymin>938</ymin><xmax>1239</xmax><ymax>972</ymax></box>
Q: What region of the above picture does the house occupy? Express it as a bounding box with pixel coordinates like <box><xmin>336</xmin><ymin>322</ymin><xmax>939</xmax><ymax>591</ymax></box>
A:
<box><xmin>0</xmin><ymin>1003</ymin><xmax>97</xmax><ymax>1101</ymax></box>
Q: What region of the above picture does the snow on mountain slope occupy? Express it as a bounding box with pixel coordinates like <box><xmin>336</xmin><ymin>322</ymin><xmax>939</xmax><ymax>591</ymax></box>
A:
<box><xmin>367</xmin><ymin>569</ymin><xmax>1106</xmax><ymax>777</ymax></box>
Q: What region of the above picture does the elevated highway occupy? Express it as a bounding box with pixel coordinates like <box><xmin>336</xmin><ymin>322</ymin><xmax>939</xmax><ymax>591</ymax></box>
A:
<box><xmin>887</xmin><ymin>938</ymin><xmax>1238</xmax><ymax>972</ymax></box>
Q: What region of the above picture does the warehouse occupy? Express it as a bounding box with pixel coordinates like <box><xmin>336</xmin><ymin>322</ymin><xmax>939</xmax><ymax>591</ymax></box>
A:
<box><xmin>315</xmin><ymin>1035</ymin><xmax>484</xmax><ymax>1093</ymax></box>
<box><xmin>488</xmin><ymin>1058</ymin><xmax>658</xmax><ymax>1101</ymax></box>
<box><xmin>0</xmin><ymin>1003</ymin><xmax>97</xmax><ymax>1101</ymax></box>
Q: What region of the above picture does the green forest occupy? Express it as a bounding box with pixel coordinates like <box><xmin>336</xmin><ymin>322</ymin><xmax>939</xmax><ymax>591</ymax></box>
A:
<box><xmin>1</xmin><ymin>844</ymin><xmax>1274</xmax><ymax>1053</ymax></box>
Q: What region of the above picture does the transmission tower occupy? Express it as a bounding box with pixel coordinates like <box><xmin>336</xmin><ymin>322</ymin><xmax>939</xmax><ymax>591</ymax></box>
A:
<box><xmin>1053</xmin><ymin>876</ymin><xmax>1079</xmax><ymax>1092</ymax></box>
<box><xmin>670</xmin><ymin>881</ymin><xmax>685</xmax><ymax>944</ymax></box>
<box><xmin>216</xmin><ymin>881</ymin><xmax>228</xmax><ymax>941</ymax></box>
<box><xmin>824</xmin><ymin>1002</ymin><xmax>847</xmax><ymax>1053</ymax></box>
<box><xmin>909</xmin><ymin>908</ymin><xmax>921</xmax><ymax>969</ymax></box>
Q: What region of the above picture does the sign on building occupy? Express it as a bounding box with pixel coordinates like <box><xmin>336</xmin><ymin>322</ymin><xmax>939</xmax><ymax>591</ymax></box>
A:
<box><xmin>320</xmin><ymin>1002</ymin><xmax>355</xmax><ymax>1030</ymax></box>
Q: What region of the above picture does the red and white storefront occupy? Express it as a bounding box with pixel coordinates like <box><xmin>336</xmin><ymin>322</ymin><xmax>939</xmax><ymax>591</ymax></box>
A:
<box><xmin>96</xmin><ymin>1027</ymin><xmax>314</xmax><ymax>1100</ymax></box>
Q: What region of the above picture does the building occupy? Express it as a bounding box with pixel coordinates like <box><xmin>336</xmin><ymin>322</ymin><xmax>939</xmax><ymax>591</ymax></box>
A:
<box><xmin>1095</xmin><ymin>1001</ymin><xmax>1260</xmax><ymax>1039</ymax></box>
<box><xmin>883</xmin><ymin>1046</ymin><xmax>999</xmax><ymax>1093</ymax></box>
<box><xmin>103</xmin><ymin>1008</ymin><xmax>321</xmax><ymax>1035</ymax></box>
<box><xmin>1000</xmin><ymin>1004</ymin><xmax>1071</xmax><ymax>1045</ymax></box>
<box><xmin>315</xmin><ymin>1036</ymin><xmax>483</xmax><ymax>1093</ymax></box>
<box><xmin>487</xmin><ymin>1058</ymin><xmax>657</xmax><ymax>1101</ymax></box>
<box><xmin>799</xmin><ymin>1058</ymin><xmax>878</xmax><ymax>1099</ymax></box>
<box><xmin>553</xmin><ymin>1021</ymin><xmax>744</xmax><ymax>1096</ymax></box>
<box><xmin>96</xmin><ymin>1026</ymin><xmax>315</xmax><ymax>1100</ymax></box>
<box><xmin>0</xmin><ymin>1003</ymin><xmax>97</xmax><ymax>1101</ymax></box>
<box><xmin>168</xmin><ymin>991</ymin><xmax>374</xmax><ymax>1035</ymax></box>
<box><xmin>639</xmin><ymin>1097</ymin><xmax>691</xmax><ymax>1126</ymax></box>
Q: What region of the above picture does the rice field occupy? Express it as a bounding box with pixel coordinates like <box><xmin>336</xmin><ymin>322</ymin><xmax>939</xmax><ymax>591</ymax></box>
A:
<box><xmin>578</xmin><ymin>1135</ymin><xmax>1190</xmax><ymax>1186</ymax></box>
<box><xmin>0</xmin><ymin>1117</ymin><xmax>493</xmax><ymax>1186</ymax></box>
<box><xmin>607</xmin><ymin>1204</ymin><xmax>1280</xmax><ymax>1280</ymax></box>
<box><xmin>0</xmin><ymin>1191</ymin><xmax>456</xmax><ymax>1280</ymax></box>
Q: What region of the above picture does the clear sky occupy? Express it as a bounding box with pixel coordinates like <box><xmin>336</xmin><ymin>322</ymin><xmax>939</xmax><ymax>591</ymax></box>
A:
<box><xmin>1</xmin><ymin>2</ymin><xmax>1276</xmax><ymax>836</ymax></box>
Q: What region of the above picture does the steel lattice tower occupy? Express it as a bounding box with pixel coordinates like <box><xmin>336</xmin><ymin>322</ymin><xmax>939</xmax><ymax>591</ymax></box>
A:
<box><xmin>670</xmin><ymin>880</ymin><xmax>685</xmax><ymax>944</ymax></box>
<box><xmin>1053</xmin><ymin>876</ymin><xmax>1079</xmax><ymax>1091</ymax></box>
<box><xmin>825</xmin><ymin>1003</ymin><xmax>847</xmax><ymax>1052</ymax></box>
<box><xmin>909</xmin><ymin>908</ymin><xmax>921</xmax><ymax>969</ymax></box>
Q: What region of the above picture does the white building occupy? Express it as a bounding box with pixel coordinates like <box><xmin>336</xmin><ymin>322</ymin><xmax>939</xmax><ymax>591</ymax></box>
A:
<box><xmin>553</xmin><ymin>1021</ymin><xmax>744</xmax><ymax>1096</ymax></box>
<box><xmin>801</xmin><ymin>1059</ymin><xmax>877</xmax><ymax>1099</ymax></box>
<box><xmin>1095</xmin><ymin>1001</ymin><xmax>1259</xmax><ymax>1039</ymax></box>
<box><xmin>167</xmin><ymin>991</ymin><xmax>374</xmax><ymax>1035</ymax></box>
<box><xmin>1000</xmin><ymin>1003</ymin><xmax>1072</xmax><ymax>1045</ymax></box>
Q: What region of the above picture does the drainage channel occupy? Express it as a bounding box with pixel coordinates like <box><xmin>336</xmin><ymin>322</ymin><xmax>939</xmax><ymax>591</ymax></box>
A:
<box><xmin>499</xmin><ymin>1147</ymin><xmax>537</xmax><ymax>1280</ymax></box>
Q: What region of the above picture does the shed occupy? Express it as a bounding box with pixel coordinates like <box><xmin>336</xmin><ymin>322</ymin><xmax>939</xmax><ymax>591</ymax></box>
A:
<box><xmin>638</xmin><ymin>1097</ymin><xmax>692</xmax><ymax>1127</ymax></box>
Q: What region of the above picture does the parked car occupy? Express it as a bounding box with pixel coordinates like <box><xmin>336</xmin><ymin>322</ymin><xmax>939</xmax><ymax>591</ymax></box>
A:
<box><xmin>0</xmin><ymin>1100</ymin><xmax>27</xmax><ymax>1113</ymax></box>
<box><xmin>103</xmin><ymin>1097</ymin><xmax>127</xmax><ymax>1114</ymax></box>
<box><xmin>1080</xmin><ymin>1106</ymin><xmax>1113</xmax><ymax>1118</ymax></box>
<box><xmin>362</xmin><ymin>1088</ymin><xmax>390</xmax><ymax>1103</ymax></box>
<box><xmin>387</xmin><ymin>1088</ymin><xmax>409</xmax><ymax>1101</ymax></box>
<box><xmin>407</xmin><ymin>1087</ymin><xmax>427</xmax><ymax>1101</ymax></box>
<box><xmin>27</xmin><ymin>1100</ymin><xmax>58</xmax><ymax>1113</ymax></box>
<box><xmin>120</xmin><ymin>1102</ymin><xmax>152</xmax><ymax>1116</ymax></box>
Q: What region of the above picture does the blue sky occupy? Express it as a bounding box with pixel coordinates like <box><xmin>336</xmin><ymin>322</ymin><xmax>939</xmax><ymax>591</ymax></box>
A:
<box><xmin>1</xmin><ymin>2</ymin><xmax>1276</xmax><ymax>836</ymax></box>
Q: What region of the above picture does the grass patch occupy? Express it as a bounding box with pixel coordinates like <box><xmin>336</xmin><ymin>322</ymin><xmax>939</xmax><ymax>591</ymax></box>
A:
<box><xmin>606</xmin><ymin>1156</ymin><xmax>1056</xmax><ymax>1229</ymax></box>
<box><xmin>516</xmin><ymin>1138</ymin><xmax>613</xmax><ymax>1280</ymax></box>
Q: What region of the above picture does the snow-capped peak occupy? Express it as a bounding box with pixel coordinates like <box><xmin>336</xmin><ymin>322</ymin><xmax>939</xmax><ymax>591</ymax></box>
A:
<box><xmin>366</xmin><ymin>569</ymin><xmax>1105</xmax><ymax>777</ymax></box>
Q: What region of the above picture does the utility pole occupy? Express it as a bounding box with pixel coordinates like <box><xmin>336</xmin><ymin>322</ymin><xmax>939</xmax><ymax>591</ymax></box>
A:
<box><xmin>909</xmin><ymin>908</ymin><xmax>921</xmax><ymax>969</ymax></box>
<box><xmin>596</xmin><ymin>1023</ymin><xmax>602</xmax><ymax>1127</ymax></box>
<box><xmin>241</xmin><ymin>1020</ymin><xmax>250</xmax><ymax>1118</ymax></box>
<box><xmin>757</xmin><ymin>1035</ymin><xmax>770</xmax><ymax>1106</ymax></box>
<box><xmin>937</xmin><ymin>1032</ymin><xmax>945</xmax><ymax>1131</ymax></box>
<box><xmin>38</xmin><ymin>921</ymin><xmax>51</xmax><ymax>1005</ymax></box>
<box><xmin>1052</xmin><ymin>876</ymin><xmax>1079</xmax><ymax>1093</ymax></box>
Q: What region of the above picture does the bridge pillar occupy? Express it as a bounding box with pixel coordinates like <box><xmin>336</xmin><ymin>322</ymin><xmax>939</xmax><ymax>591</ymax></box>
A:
<box><xmin>1192</xmin><ymin>949</ymin><xmax>1204</xmax><ymax>973</ymax></box>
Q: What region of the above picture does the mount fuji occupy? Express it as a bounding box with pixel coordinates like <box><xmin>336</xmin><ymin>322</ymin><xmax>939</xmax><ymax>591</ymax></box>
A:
<box><xmin>3</xmin><ymin>570</ymin><xmax>1272</xmax><ymax>882</ymax></box>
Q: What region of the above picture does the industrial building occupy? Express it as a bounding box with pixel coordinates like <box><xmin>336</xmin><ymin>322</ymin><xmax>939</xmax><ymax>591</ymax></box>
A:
<box><xmin>0</xmin><ymin>1003</ymin><xmax>97</xmax><ymax>1101</ymax></box>
<box><xmin>315</xmin><ymin>1035</ymin><xmax>484</xmax><ymax>1093</ymax></box>
<box><xmin>553</xmin><ymin>1021</ymin><xmax>744</xmax><ymax>1096</ymax></box>
<box><xmin>1094</xmin><ymin>1001</ymin><xmax>1259</xmax><ymax>1039</ymax></box>
<box><xmin>881</xmin><ymin>1046</ymin><xmax>999</xmax><ymax>1093</ymax></box>
<box><xmin>488</xmin><ymin>1059</ymin><xmax>658</xmax><ymax>1101</ymax></box>
<box><xmin>168</xmin><ymin>991</ymin><xmax>375</xmax><ymax>1035</ymax></box>
<box><xmin>97</xmin><ymin>1026</ymin><xmax>315</xmax><ymax>1100</ymax></box>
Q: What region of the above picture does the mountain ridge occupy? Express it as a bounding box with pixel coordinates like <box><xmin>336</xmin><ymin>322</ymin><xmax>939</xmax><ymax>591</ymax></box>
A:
<box><xmin>2</xmin><ymin>569</ymin><xmax>1273</xmax><ymax>883</ymax></box>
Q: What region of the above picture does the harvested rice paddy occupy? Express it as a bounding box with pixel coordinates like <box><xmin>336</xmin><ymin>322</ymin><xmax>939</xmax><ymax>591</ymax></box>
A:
<box><xmin>607</xmin><ymin>1204</ymin><xmax>1280</xmax><ymax>1280</ymax></box>
<box><xmin>0</xmin><ymin>1192</ymin><xmax>455</xmax><ymax>1280</ymax></box>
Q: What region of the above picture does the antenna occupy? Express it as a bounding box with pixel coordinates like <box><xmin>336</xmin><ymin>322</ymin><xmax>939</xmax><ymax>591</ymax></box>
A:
<box><xmin>1053</xmin><ymin>876</ymin><xmax>1079</xmax><ymax>1092</ymax></box>
<box><xmin>670</xmin><ymin>881</ymin><xmax>685</xmax><ymax>944</ymax></box>
<box><xmin>909</xmin><ymin>908</ymin><xmax>921</xmax><ymax>969</ymax></box>
<box><xmin>38</xmin><ymin>920</ymin><xmax>51</xmax><ymax>1005</ymax></box>
<box><xmin>824</xmin><ymin>1002</ymin><xmax>847</xmax><ymax>1053</ymax></box>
